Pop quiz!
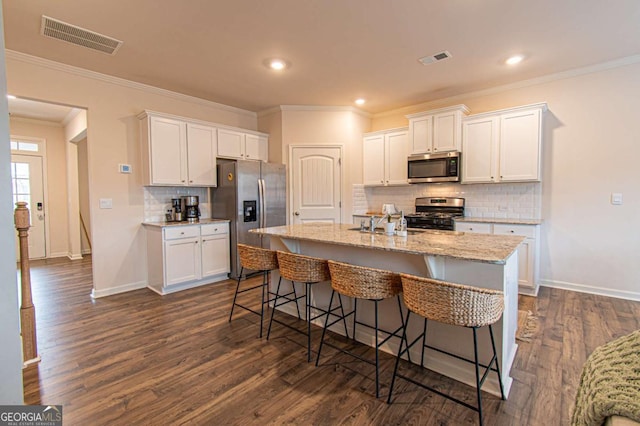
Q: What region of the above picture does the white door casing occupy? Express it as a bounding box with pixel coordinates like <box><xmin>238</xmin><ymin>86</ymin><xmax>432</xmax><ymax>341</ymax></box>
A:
<box><xmin>290</xmin><ymin>146</ymin><xmax>342</xmax><ymax>224</ymax></box>
<box><xmin>11</xmin><ymin>154</ymin><xmax>46</xmax><ymax>259</ymax></box>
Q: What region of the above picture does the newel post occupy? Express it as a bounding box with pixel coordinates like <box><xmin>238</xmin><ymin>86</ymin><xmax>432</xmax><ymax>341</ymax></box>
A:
<box><xmin>15</xmin><ymin>201</ymin><xmax>39</xmax><ymax>366</ymax></box>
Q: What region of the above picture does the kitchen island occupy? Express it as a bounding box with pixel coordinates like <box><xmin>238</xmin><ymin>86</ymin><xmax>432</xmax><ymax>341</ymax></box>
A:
<box><xmin>250</xmin><ymin>223</ymin><xmax>523</xmax><ymax>397</ymax></box>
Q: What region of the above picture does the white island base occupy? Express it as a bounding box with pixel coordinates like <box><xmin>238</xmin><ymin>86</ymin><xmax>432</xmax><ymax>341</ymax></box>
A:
<box><xmin>266</xmin><ymin>236</ymin><xmax>519</xmax><ymax>398</ymax></box>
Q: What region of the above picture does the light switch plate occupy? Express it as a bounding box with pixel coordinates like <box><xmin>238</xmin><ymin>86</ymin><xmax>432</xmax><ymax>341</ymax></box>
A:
<box><xmin>611</xmin><ymin>193</ymin><xmax>623</xmax><ymax>205</ymax></box>
<box><xmin>99</xmin><ymin>198</ymin><xmax>113</xmax><ymax>209</ymax></box>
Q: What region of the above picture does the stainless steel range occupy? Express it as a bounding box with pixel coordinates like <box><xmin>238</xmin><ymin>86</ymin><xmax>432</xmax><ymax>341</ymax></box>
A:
<box><xmin>405</xmin><ymin>197</ymin><xmax>465</xmax><ymax>231</ymax></box>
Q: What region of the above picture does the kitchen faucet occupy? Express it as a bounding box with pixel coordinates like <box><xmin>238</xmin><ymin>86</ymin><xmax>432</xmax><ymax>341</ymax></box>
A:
<box><xmin>369</xmin><ymin>215</ymin><xmax>387</xmax><ymax>233</ymax></box>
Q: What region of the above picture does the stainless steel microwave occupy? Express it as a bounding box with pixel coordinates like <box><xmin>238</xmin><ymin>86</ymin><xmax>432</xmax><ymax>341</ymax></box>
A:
<box><xmin>407</xmin><ymin>151</ymin><xmax>460</xmax><ymax>183</ymax></box>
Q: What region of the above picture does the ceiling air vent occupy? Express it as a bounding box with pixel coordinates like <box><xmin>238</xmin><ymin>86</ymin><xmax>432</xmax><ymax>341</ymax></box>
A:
<box><xmin>418</xmin><ymin>51</ymin><xmax>452</xmax><ymax>65</ymax></box>
<box><xmin>40</xmin><ymin>16</ymin><xmax>123</xmax><ymax>55</ymax></box>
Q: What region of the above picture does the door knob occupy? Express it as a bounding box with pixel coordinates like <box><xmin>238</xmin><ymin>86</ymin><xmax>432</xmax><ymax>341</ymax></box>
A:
<box><xmin>294</xmin><ymin>211</ymin><xmax>300</xmax><ymax>216</ymax></box>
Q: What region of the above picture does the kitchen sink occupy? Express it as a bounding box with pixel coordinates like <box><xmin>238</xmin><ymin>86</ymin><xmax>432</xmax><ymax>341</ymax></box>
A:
<box><xmin>347</xmin><ymin>227</ymin><xmax>425</xmax><ymax>236</ymax></box>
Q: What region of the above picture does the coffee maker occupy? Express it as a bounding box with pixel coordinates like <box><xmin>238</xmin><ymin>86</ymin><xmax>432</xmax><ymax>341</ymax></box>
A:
<box><xmin>170</xmin><ymin>198</ymin><xmax>183</xmax><ymax>222</ymax></box>
<box><xmin>181</xmin><ymin>195</ymin><xmax>200</xmax><ymax>223</ymax></box>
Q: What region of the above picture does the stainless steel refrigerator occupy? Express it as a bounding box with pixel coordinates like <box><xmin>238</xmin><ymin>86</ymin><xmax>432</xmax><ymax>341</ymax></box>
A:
<box><xmin>211</xmin><ymin>159</ymin><xmax>286</xmax><ymax>279</ymax></box>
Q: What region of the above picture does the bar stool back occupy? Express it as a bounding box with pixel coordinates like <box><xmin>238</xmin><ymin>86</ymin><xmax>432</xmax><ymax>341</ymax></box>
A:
<box><xmin>228</xmin><ymin>243</ymin><xmax>279</xmax><ymax>338</ymax></box>
<box><xmin>387</xmin><ymin>274</ymin><xmax>505</xmax><ymax>425</ymax></box>
<box><xmin>316</xmin><ymin>260</ymin><xmax>407</xmax><ymax>398</ymax></box>
<box><xmin>267</xmin><ymin>251</ymin><xmax>332</xmax><ymax>362</ymax></box>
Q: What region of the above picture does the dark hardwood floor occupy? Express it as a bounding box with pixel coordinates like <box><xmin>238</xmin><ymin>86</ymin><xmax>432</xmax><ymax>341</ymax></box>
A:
<box><xmin>22</xmin><ymin>256</ymin><xmax>640</xmax><ymax>425</ymax></box>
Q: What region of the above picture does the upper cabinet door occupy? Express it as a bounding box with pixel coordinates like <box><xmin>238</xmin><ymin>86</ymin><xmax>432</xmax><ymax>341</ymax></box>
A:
<box><xmin>363</xmin><ymin>135</ymin><xmax>385</xmax><ymax>185</ymax></box>
<box><xmin>186</xmin><ymin>123</ymin><xmax>217</xmax><ymax>186</ymax></box>
<box><xmin>462</xmin><ymin>116</ymin><xmax>498</xmax><ymax>183</ymax></box>
<box><xmin>409</xmin><ymin>116</ymin><xmax>433</xmax><ymax>154</ymax></box>
<box><xmin>149</xmin><ymin>116</ymin><xmax>187</xmax><ymax>185</ymax></box>
<box><xmin>432</xmin><ymin>111</ymin><xmax>460</xmax><ymax>153</ymax></box>
<box><xmin>217</xmin><ymin>128</ymin><xmax>244</xmax><ymax>159</ymax></box>
<box><xmin>244</xmin><ymin>134</ymin><xmax>268</xmax><ymax>161</ymax></box>
<box><xmin>499</xmin><ymin>108</ymin><xmax>542</xmax><ymax>182</ymax></box>
<box><xmin>385</xmin><ymin>130</ymin><xmax>409</xmax><ymax>185</ymax></box>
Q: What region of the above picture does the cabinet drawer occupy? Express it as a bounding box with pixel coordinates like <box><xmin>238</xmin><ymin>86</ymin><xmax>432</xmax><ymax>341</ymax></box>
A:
<box><xmin>493</xmin><ymin>224</ymin><xmax>536</xmax><ymax>238</ymax></box>
<box><xmin>164</xmin><ymin>226</ymin><xmax>200</xmax><ymax>240</ymax></box>
<box><xmin>456</xmin><ymin>222</ymin><xmax>492</xmax><ymax>234</ymax></box>
<box><xmin>201</xmin><ymin>223</ymin><xmax>229</xmax><ymax>236</ymax></box>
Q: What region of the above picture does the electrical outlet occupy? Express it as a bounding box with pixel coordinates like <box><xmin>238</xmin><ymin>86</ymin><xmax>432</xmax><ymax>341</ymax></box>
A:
<box><xmin>99</xmin><ymin>198</ymin><xmax>113</xmax><ymax>209</ymax></box>
<box><xmin>119</xmin><ymin>164</ymin><xmax>132</xmax><ymax>174</ymax></box>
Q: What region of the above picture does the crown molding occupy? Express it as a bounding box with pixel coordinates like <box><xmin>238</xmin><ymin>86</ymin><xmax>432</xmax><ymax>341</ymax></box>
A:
<box><xmin>373</xmin><ymin>54</ymin><xmax>640</xmax><ymax>119</ymax></box>
<box><xmin>5</xmin><ymin>50</ymin><xmax>257</xmax><ymax>118</ymax></box>
<box><xmin>258</xmin><ymin>104</ymin><xmax>372</xmax><ymax>119</ymax></box>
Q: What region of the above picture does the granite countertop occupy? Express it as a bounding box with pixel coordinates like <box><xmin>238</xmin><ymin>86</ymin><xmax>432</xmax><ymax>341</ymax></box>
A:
<box><xmin>250</xmin><ymin>223</ymin><xmax>524</xmax><ymax>265</ymax></box>
<box><xmin>142</xmin><ymin>218</ymin><xmax>230</xmax><ymax>228</ymax></box>
<box><xmin>455</xmin><ymin>217</ymin><xmax>543</xmax><ymax>225</ymax></box>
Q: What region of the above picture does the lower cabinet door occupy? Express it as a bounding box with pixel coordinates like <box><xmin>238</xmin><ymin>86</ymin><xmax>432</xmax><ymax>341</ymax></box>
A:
<box><xmin>517</xmin><ymin>238</ymin><xmax>535</xmax><ymax>289</ymax></box>
<box><xmin>201</xmin><ymin>235</ymin><xmax>230</xmax><ymax>278</ymax></box>
<box><xmin>164</xmin><ymin>237</ymin><xmax>201</xmax><ymax>286</ymax></box>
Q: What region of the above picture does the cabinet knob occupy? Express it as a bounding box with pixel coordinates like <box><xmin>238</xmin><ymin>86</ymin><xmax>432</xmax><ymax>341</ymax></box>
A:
<box><xmin>180</xmin><ymin>232</ymin><xmax>184</xmax><ymax>235</ymax></box>
<box><xmin>189</xmin><ymin>180</ymin><xmax>193</xmax><ymax>183</ymax></box>
<box><xmin>470</xmin><ymin>228</ymin><xmax>473</xmax><ymax>231</ymax></box>
<box><xmin>380</xmin><ymin>180</ymin><xmax>384</xmax><ymax>183</ymax></box>
<box><xmin>182</xmin><ymin>180</ymin><xmax>185</xmax><ymax>183</ymax></box>
<box><xmin>294</xmin><ymin>211</ymin><xmax>300</xmax><ymax>216</ymax></box>
<box><xmin>434</xmin><ymin>148</ymin><xmax>438</xmax><ymax>151</ymax></box>
<box><xmin>510</xmin><ymin>230</ymin><xmax>514</xmax><ymax>233</ymax></box>
<box><xmin>246</xmin><ymin>154</ymin><xmax>250</xmax><ymax>158</ymax></box>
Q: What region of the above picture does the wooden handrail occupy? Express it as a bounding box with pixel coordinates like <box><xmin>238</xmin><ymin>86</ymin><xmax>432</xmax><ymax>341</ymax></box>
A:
<box><xmin>15</xmin><ymin>201</ymin><xmax>39</xmax><ymax>366</ymax></box>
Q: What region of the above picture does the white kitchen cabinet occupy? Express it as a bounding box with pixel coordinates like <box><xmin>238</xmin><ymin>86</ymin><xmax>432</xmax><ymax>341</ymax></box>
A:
<box><xmin>218</xmin><ymin>128</ymin><xmax>268</xmax><ymax>161</ymax></box>
<box><xmin>139</xmin><ymin>112</ymin><xmax>217</xmax><ymax>186</ymax></box>
<box><xmin>406</xmin><ymin>105</ymin><xmax>469</xmax><ymax>155</ymax></box>
<box><xmin>145</xmin><ymin>222</ymin><xmax>230</xmax><ymax>295</ymax></box>
<box><xmin>462</xmin><ymin>103</ymin><xmax>546</xmax><ymax>184</ymax></box>
<box><xmin>164</xmin><ymin>229</ymin><xmax>201</xmax><ymax>286</ymax></box>
<box><xmin>200</xmin><ymin>223</ymin><xmax>231</xmax><ymax>278</ymax></box>
<box><xmin>363</xmin><ymin>128</ymin><xmax>408</xmax><ymax>186</ymax></box>
<box><xmin>455</xmin><ymin>220</ymin><xmax>540</xmax><ymax>295</ymax></box>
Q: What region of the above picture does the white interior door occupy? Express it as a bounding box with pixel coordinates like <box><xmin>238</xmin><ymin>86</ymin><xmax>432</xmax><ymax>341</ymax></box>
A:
<box><xmin>290</xmin><ymin>146</ymin><xmax>342</xmax><ymax>224</ymax></box>
<box><xmin>11</xmin><ymin>154</ymin><xmax>46</xmax><ymax>259</ymax></box>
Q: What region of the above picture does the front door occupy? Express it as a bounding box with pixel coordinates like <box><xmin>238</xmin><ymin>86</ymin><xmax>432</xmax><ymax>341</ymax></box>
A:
<box><xmin>11</xmin><ymin>154</ymin><xmax>46</xmax><ymax>259</ymax></box>
<box><xmin>290</xmin><ymin>146</ymin><xmax>342</xmax><ymax>224</ymax></box>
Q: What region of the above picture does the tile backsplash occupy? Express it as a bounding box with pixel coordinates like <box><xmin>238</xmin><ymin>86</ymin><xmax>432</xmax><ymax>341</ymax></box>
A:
<box><xmin>353</xmin><ymin>182</ymin><xmax>541</xmax><ymax>219</ymax></box>
<box><xmin>144</xmin><ymin>187</ymin><xmax>211</xmax><ymax>222</ymax></box>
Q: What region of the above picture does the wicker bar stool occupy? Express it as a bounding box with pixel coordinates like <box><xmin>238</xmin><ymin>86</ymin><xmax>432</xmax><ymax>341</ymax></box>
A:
<box><xmin>387</xmin><ymin>273</ymin><xmax>506</xmax><ymax>425</ymax></box>
<box><xmin>316</xmin><ymin>260</ymin><xmax>409</xmax><ymax>398</ymax></box>
<box><xmin>228</xmin><ymin>243</ymin><xmax>280</xmax><ymax>338</ymax></box>
<box><xmin>267</xmin><ymin>251</ymin><xmax>335</xmax><ymax>362</ymax></box>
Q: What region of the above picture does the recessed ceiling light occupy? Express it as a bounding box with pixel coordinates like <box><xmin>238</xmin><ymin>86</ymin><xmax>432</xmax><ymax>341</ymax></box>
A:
<box><xmin>264</xmin><ymin>58</ymin><xmax>290</xmax><ymax>71</ymax></box>
<box><xmin>7</xmin><ymin>94</ymin><xmax>16</xmax><ymax>99</ymax></box>
<box><xmin>355</xmin><ymin>98</ymin><xmax>366</xmax><ymax>105</ymax></box>
<box><xmin>506</xmin><ymin>55</ymin><xmax>525</xmax><ymax>65</ymax></box>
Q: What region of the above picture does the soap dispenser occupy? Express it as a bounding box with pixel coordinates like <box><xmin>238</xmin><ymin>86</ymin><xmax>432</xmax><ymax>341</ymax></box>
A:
<box><xmin>397</xmin><ymin>210</ymin><xmax>407</xmax><ymax>237</ymax></box>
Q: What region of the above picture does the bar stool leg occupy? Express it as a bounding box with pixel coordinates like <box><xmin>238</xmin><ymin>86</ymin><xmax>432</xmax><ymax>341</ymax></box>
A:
<box><xmin>336</xmin><ymin>294</ymin><xmax>350</xmax><ymax>338</ymax></box>
<box><xmin>228</xmin><ymin>267</ymin><xmax>244</xmax><ymax>323</ymax></box>
<box><xmin>352</xmin><ymin>298</ymin><xmax>358</xmax><ymax>341</ymax></box>
<box><xmin>489</xmin><ymin>324</ymin><xmax>506</xmax><ymax>400</ymax></box>
<box><xmin>421</xmin><ymin>318</ymin><xmax>428</xmax><ymax>368</ymax></box>
<box><xmin>387</xmin><ymin>310</ymin><xmax>411</xmax><ymax>404</ymax></box>
<box><xmin>266</xmin><ymin>277</ymin><xmax>283</xmax><ymax>340</ymax></box>
<box><xmin>374</xmin><ymin>299</ymin><xmax>380</xmax><ymax>398</ymax></box>
<box><xmin>259</xmin><ymin>270</ymin><xmax>267</xmax><ymax>338</ymax></box>
<box><xmin>291</xmin><ymin>281</ymin><xmax>302</xmax><ymax>319</ymax></box>
<box><xmin>396</xmin><ymin>295</ymin><xmax>412</xmax><ymax>364</ymax></box>
<box><xmin>306</xmin><ymin>282</ymin><xmax>313</xmax><ymax>362</ymax></box>
<box><xmin>315</xmin><ymin>289</ymin><xmax>336</xmax><ymax>367</ymax></box>
<box><xmin>473</xmin><ymin>327</ymin><xmax>484</xmax><ymax>426</ymax></box>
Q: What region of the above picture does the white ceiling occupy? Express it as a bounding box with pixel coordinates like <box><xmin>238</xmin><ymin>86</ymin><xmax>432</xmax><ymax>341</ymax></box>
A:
<box><xmin>3</xmin><ymin>1</ymin><xmax>640</xmax><ymax>114</ymax></box>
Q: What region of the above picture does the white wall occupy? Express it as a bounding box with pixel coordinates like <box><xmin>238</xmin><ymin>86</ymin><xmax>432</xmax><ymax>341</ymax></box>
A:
<box><xmin>0</xmin><ymin>8</ymin><xmax>25</xmax><ymax>403</ymax></box>
<box><xmin>260</xmin><ymin>107</ymin><xmax>371</xmax><ymax>223</ymax></box>
<box><xmin>371</xmin><ymin>60</ymin><xmax>640</xmax><ymax>300</ymax></box>
<box><xmin>6</xmin><ymin>51</ymin><xmax>258</xmax><ymax>297</ymax></box>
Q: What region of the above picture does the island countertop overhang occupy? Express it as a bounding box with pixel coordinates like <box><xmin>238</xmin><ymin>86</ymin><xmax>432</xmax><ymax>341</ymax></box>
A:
<box><xmin>250</xmin><ymin>223</ymin><xmax>524</xmax><ymax>265</ymax></box>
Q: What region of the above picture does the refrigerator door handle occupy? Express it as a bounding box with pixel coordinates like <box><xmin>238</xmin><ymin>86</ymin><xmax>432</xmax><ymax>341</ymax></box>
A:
<box><xmin>258</xmin><ymin>178</ymin><xmax>266</xmax><ymax>228</ymax></box>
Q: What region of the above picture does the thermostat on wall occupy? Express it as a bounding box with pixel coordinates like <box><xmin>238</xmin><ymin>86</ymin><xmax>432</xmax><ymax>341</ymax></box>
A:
<box><xmin>119</xmin><ymin>164</ymin><xmax>132</xmax><ymax>174</ymax></box>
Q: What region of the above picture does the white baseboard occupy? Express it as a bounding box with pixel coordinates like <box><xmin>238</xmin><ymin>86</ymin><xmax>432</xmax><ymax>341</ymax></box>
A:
<box><xmin>81</xmin><ymin>248</ymin><xmax>92</xmax><ymax>255</ymax></box>
<box><xmin>91</xmin><ymin>280</ymin><xmax>147</xmax><ymax>299</ymax></box>
<box><xmin>47</xmin><ymin>251</ymin><xmax>68</xmax><ymax>259</ymax></box>
<box><xmin>540</xmin><ymin>279</ymin><xmax>640</xmax><ymax>301</ymax></box>
<box><xmin>67</xmin><ymin>253</ymin><xmax>83</xmax><ymax>260</ymax></box>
